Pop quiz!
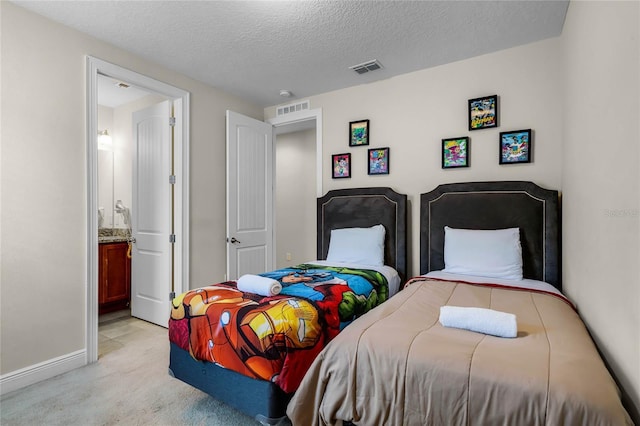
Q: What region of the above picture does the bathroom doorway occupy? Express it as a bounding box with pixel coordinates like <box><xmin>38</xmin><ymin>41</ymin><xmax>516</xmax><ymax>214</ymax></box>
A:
<box><xmin>87</xmin><ymin>56</ymin><xmax>190</xmax><ymax>363</ymax></box>
<box><xmin>97</xmin><ymin>76</ymin><xmax>167</xmax><ymax>323</ymax></box>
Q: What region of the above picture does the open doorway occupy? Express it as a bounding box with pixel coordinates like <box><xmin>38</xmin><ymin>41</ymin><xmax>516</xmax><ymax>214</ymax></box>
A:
<box><xmin>274</xmin><ymin>125</ymin><xmax>318</xmax><ymax>268</ymax></box>
<box><xmin>271</xmin><ymin>112</ymin><xmax>322</xmax><ymax>270</ymax></box>
<box><xmin>97</xmin><ymin>76</ymin><xmax>168</xmax><ymax>356</ymax></box>
<box><xmin>86</xmin><ymin>56</ymin><xmax>190</xmax><ymax>363</ymax></box>
<box><xmin>97</xmin><ymin>74</ymin><xmax>165</xmax><ymax>311</ymax></box>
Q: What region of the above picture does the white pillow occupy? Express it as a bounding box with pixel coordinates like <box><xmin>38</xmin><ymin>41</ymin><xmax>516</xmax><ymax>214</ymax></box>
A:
<box><xmin>443</xmin><ymin>226</ymin><xmax>523</xmax><ymax>280</ymax></box>
<box><xmin>326</xmin><ymin>224</ymin><xmax>386</xmax><ymax>266</ymax></box>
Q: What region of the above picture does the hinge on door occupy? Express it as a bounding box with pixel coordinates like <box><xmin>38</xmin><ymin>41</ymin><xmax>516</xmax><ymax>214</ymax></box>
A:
<box><xmin>169</xmin><ymin>117</ymin><xmax>176</xmax><ymax>127</ymax></box>
<box><xmin>169</xmin><ymin>234</ymin><xmax>176</xmax><ymax>244</ymax></box>
<box><xmin>169</xmin><ymin>175</ymin><xmax>176</xmax><ymax>184</ymax></box>
<box><xmin>169</xmin><ymin>291</ymin><xmax>176</xmax><ymax>300</ymax></box>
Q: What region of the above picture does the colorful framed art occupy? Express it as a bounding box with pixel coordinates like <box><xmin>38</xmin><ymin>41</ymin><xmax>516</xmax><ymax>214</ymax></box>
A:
<box><xmin>499</xmin><ymin>129</ymin><xmax>532</xmax><ymax>164</ymax></box>
<box><xmin>442</xmin><ymin>137</ymin><xmax>469</xmax><ymax>169</ymax></box>
<box><xmin>368</xmin><ymin>147</ymin><xmax>389</xmax><ymax>175</ymax></box>
<box><xmin>349</xmin><ymin>119</ymin><xmax>370</xmax><ymax>146</ymax></box>
<box><xmin>468</xmin><ymin>95</ymin><xmax>498</xmax><ymax>130</ymax></box>
<box><xmin>332</xmin><ymin>153</ymin><xmax>351</xmax><ymax>178</ymax></box>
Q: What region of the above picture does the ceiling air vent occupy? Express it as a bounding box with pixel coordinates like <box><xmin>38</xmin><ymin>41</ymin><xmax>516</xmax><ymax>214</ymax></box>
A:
<box><xmin>276</xmin><ymin>100</ymin><xmax>310</xmax><ymax>117</ymax></box>
<box><xmin>349</xmin><ymin>59</ymin><xmax>383</xmax><ymax>75</ymax></box>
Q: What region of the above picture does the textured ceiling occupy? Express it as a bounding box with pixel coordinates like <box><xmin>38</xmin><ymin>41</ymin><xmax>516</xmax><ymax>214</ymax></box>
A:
<box><xmin>12</xmin><ymin>0</ymin><xmax>569</xmax><ymax>107</ymax></box>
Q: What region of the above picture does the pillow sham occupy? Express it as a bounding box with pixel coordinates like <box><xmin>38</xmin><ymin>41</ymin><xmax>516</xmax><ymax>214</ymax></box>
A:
<box><xmin>443</xmin><ymin>226</ymin><xmax>523</xmax><ymax>280</ymax></box>
<box><xmin>326</xmin><ymin>224</ymin><xmax>386</xmax><ymax>266</ymax></box>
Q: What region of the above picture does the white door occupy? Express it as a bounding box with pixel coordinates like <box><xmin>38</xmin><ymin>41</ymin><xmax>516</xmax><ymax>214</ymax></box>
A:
<box><xmin>226</xmin><ymin>110</ymin><xmax>274</xmax><ymax>280</ymax></box>
<box><xmin>131</xmin><ymin>100</ymin><xmax>173</xmax><ymax>327</ymax></box>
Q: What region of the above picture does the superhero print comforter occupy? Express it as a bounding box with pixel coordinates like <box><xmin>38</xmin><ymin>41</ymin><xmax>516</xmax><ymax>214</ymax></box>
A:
<box><xmin>168</xmin><ymin>264</ymin><xmax>389</xmax><ymax>393</ymax></box>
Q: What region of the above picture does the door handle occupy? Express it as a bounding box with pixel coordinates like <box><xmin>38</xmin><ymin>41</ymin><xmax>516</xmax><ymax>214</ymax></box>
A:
<box><xmin>228</xmin><ymin>237</ymin><xmax>241</xmax><ymax>244</ymax></box>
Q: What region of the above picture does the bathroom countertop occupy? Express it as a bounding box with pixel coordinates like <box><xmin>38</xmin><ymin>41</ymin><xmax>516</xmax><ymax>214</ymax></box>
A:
<box><xmin>98</xmin><ymin>228</ymin><xmax>130</xmax><ymax>244</ymax></box>
<box><xmin>99</xmin><ymin>236</ymin><xmax>129</xmax><ymax>244</ymax></box>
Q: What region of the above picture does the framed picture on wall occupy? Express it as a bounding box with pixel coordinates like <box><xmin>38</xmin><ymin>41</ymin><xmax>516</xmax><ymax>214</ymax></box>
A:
<box><xmin>332</xmin><ymin>153</ymin><xmax>351</xmax><ymax>178</ymax></box>
<box><xmin>468</xmin><ymin>95</ymin><xmax>498</xmax><ymax>130</ymax></box>
<box><xmin>349</xmin><ymin>119</ymin><xmax>370</xmax><ymax>146</ymax></box>
<box><xmin>499</xmin><ymin>129</ymin><xmax>532</xmax><ymax>164</ymax></box>
<box><xmin>442</xmin><ymin>137</ymin><xmax>469</xmax><ymax>169</ymax></box>
<box><xmin>368</xmin><ymin>147</ymin><xmax>389</xmax><ymax>175</ymax></box>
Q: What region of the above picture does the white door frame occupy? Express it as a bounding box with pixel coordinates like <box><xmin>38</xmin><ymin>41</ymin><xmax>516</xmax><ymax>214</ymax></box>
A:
<box><xmin>268</xmin><ymin>108</ymin><xmax>323</xmax><ymax>197</ymax></box>
<box><xmin>85</xmin><ymin>56</ymin><xmax>190</xmax><ymax>363</ymax></box>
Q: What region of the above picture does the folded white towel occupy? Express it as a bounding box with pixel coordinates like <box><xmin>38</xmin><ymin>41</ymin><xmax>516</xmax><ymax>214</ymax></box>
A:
<box><xmin>439</xmin><ymin>306</ymin><xmax>518</xmax><ymax>338</ymax></box>
<box><xmin>237</xmin><ymin>274</ymin><xmax>282</xmax><ymax>296</ymax></box>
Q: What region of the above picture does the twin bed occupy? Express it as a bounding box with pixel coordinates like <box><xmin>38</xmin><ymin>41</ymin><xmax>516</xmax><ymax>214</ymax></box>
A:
<box><xmin>169</xmin><ymin>182</ymin><xmax>632</xmax><ymax>425</ymax></box>
<box><xmin>169</xmin><ymin>187</ymin><xmax>407</xmax><ymax>423</ymax></box>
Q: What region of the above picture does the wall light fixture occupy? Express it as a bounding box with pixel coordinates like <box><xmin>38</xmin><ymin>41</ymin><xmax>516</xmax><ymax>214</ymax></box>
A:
<box><xmin>98</xmin><ymin>129</ymin><xmax>113</xmax><ymax>150</ymax></box>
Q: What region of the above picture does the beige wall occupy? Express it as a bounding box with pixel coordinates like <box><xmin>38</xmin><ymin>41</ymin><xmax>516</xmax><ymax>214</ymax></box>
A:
<box><xmin>275</xmin><ymin>128</ymin><xmax>317</xmax><ymax>268</ymax></box>
<box><xmin>267</xmin><ymin>37</ymin><xmax>565</xmax><ymax>278</ymax></box>
<box><xmin>0</xmin><ymin>2</ymin><xmax>262</xmax><ymax>374</ymax></box>
<box><xmin>562</xmin><ymin>0</ymin><xmax>639</xmax><ymax>418</ymax></box>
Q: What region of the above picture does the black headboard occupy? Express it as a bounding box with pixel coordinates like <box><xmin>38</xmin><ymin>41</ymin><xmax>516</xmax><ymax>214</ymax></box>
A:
<box><xmin>317</xmin><ymin>187</ymin><xmax>408</xmax><ymax>282</ymax></box>
<box><xmin>420</xmin><ymin>181</ymin><xmax>561</xmax><ymax>291</ymax></box>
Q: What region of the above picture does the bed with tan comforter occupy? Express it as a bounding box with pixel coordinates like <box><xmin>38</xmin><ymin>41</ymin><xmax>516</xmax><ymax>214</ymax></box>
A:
<box><xmin>287</xmin><ymin>277</ymin><xmax>632</xmax><ymax>425</ymax></box>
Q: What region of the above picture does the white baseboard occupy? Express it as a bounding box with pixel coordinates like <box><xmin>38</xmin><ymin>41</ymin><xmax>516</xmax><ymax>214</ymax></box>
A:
<box><xmin>0</xmin><ymin>349</ymin><xmax>87</xmax><ymax>396</ymax></box>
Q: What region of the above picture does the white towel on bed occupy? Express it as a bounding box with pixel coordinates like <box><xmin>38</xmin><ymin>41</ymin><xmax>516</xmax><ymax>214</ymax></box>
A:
<box><xmin>237</xmin><ymin>274</ymin><xmax>282</xmax><ymax>296</ymax></box>
<box><xmin>439</xmin><ymin>306</ymin><xmax>518</xmax><ymax>338</ymax></box>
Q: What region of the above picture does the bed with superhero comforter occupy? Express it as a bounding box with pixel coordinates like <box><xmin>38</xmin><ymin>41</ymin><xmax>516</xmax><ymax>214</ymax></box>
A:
<box><xmin>168</xmin><ymin>187</ymin><xmax>407</xmax><ymax>424</ymax></box>
<box><xmin>169</xmin><ymin>262</ymin><xmax>398</xmax><ymax>393</ymax></box>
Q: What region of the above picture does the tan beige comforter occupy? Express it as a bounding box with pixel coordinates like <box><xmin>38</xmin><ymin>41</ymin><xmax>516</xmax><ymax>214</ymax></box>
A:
<box><xmin>287</xmin><ymin>277</ymin><xmax>632</xmax><ymax>425</ymax></box>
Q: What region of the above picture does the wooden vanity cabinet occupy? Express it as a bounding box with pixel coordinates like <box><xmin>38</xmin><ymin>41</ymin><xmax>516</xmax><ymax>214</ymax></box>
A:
<box><xmin>99</xmin><ymin>242</ymin><xmax>131</xmax><ymax>314</ymax></box>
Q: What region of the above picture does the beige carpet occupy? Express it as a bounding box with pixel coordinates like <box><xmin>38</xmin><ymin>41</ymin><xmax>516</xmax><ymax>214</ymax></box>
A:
<box><xmin>0</xmin><ymin>312</ymin><xmax>267</xmax><ymax>426</ymax></box>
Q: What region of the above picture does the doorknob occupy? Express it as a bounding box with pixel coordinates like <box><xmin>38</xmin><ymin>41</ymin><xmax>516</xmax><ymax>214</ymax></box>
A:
<box><xmin>228</xmin><ymin>237</ymin><xmax>241</xmax><ymax>244</ymax></box>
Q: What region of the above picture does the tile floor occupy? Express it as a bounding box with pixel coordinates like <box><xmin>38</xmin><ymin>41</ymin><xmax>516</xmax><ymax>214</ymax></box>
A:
<box><xmin>98</xmin><ymin>309</ymin><xmax>163</xmax><ymax>357</ymax></box>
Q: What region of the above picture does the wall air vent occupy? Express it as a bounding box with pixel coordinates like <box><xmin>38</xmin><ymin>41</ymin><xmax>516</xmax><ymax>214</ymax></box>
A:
<box><xmin>276</xmin><ymin>100</ymin><xmax>310</xmax><ymax>117</ymax></box>
<box><xmin>349</xmin><ymin>59</ymin><xmax>383</xmax><ymax>75</ymax></box>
